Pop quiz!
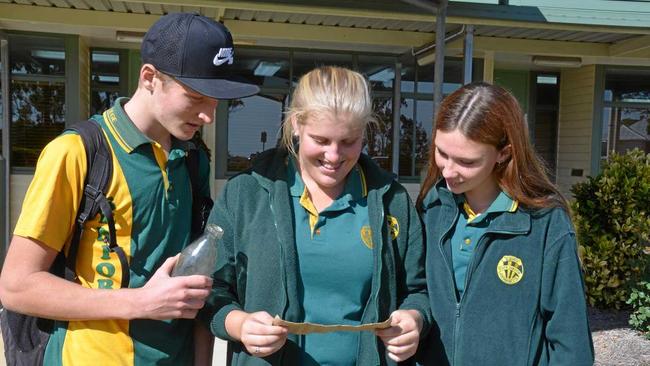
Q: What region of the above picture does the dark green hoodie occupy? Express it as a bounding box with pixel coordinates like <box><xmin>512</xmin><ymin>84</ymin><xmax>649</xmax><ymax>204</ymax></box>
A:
<box><xmin>201</xmin><ymin>148</ymin><xmax>431</xmax><ymax>365</ymax></box>
<box><xmin>417</xmin><ymin>181</ymin><xmax>593</xmax><ymax>366</ymax></box>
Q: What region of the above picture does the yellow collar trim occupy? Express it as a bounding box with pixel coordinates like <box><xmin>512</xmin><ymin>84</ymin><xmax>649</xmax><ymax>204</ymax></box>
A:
<box><xmin>299</xmin><ymin>189</ymin><xmax>319</xmax><ymax>237</ymax></box>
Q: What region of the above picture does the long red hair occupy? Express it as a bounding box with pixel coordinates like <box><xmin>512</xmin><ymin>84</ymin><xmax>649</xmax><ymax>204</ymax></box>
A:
<box><xmin>416</xmin><ymin>82</ymin><xmax>568</xmax><ymax>212</ymax></box>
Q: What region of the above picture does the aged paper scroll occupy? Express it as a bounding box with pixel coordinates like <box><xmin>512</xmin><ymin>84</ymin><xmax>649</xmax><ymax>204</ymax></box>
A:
<box><xmin>272</xmin><ymin>315</ymin><xmax>392</xmax><ymax>335</ymax></box>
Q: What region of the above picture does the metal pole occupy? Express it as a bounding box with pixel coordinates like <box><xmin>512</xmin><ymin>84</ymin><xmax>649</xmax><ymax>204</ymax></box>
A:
<box><xmin>432</xmin><ymin>0</ymin><xmax>448</xmax><ymax>128</ymax></box>
<box><xmin>1</xmin><ymin>36</ymin><xmax>10</xmax><ymax>257</ymax></box>
<box><xmin>463</xmin><ymin>25</ymin><xmax>475</xmax><ymax>84</ymax></box>
<box><xmin>391</xmin><ymin>62</ymin><xmax>402</xmax><ymax>176</ymax></box>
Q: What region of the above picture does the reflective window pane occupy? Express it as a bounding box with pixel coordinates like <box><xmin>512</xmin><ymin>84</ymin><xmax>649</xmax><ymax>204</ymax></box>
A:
<box><xmin>11</xmin><ymin>80</ymin><xmax>66</xmax><ymax>167</ymax></box>
<box><xmin>90</xmin><ymin>49</ymin><xmax>121</xmax><ymax>115</ymax></box>
<box><xmin>292</xmin><ymin>52</ymin><xmax>353</xmax><ymax>84</ymax></box>
<box><xmin>401</xmin><ymin>62</ymin><xmax>416</xmax><ymax>93</ymax></box>
<box><xmin>417</xmin><ymin>57</ymin><xmax>483</xmax><ymax>95</ymax></box>
<box><xmin>399</xmin><ymin>99</ymin><xmax>433</xmax><ymax>177</ymax></box>
<box><xmin>230</xmin><ymin>48</ymin><xmax>290</xmax><ymax>90</ymax></box>
<box><xmin>358</xmin><ymin>55</ymin><xmax>395</xmax><ymax>93</ymax></box>
<box><xmin>227</xmin><ymin>94</ymin><xmax>287</xmax><ymax>172</ymax></box>
<box><xmin>91</xmin><ymin>91</ymin><xmax>120</xmax><ymax>116</ymax></box>
<box><xmin>9</xmin><ymin>35</ymin><xmax>65</xmax><ymax>76</ymax></box>
<box><xmin>414</xmin><ymin>99</ymin><xmax>433</xmax><ymax>176</ymax></box>
<box><xmin>605</xmin><ymin>69</ymin><xmax>650</xmax><ymax>103</ymax></box>
<box><xmin>366</xmin><ymin>97</ymin><xmax>393</xmax><ymax>172</ymax></box>
<box><xmin>91</xmin><ymin>50</ymin><xmax>120</xmax><ymax>86</ymax></box>
<box><xmin>602</xmin><ymin>106</ymin><xmax>650</xmax><ymax>158</ymax></box>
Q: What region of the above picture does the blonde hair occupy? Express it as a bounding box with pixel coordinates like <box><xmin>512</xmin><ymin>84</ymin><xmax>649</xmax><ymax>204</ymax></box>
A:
<box><xmin>280</xmin><ymin>66</ymin><xmax>375</xmax><ymax>156</ymax></box>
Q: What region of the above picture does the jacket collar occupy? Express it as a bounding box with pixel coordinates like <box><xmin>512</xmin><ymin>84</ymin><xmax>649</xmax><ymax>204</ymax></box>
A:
<box><xmin>248</xmin><ymin>148</ymin><xmax>393</xmax><ymax>196</ymax></box>
<box><xmin>424</xmin><ymin>178</ymin><xmax>531</xmax><ymax>235</ymax></box>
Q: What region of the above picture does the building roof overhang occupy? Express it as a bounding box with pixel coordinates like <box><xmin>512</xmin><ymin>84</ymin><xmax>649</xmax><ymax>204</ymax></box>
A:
<box><xmin>1</xmin><ymin>0</ymin><xmax>649</xmax><ymax>65</ymax></box>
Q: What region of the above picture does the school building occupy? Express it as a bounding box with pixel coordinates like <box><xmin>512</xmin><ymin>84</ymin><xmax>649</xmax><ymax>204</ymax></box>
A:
<box><xmin>1</xmin><ymin>0</ymin><xmax>649</xmax><ymax>254</ymax></box>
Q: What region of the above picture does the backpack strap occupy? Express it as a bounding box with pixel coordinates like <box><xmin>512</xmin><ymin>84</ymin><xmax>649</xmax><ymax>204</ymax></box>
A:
<box><xmin>186</xmin><ymin>132</ymin><xmax>214</xmax><ymax>240</ymax></box>
<box><xmin>65</xmin><ymin>120</ymin><xmax>130</xmax><ymax>288</ymax></box>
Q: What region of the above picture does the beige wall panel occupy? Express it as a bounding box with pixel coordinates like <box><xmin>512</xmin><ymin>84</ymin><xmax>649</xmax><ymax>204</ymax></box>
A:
<box><xmin>562</xmin><ymin>92</ymin><xmax>598</xmax><ymax>104</ymax></box>
<box><xmin>557</xmin><ymin>152</ymin><xmax>592</xmax><ymax>161</ymax></box>
<box><xmin>557</xmin><ymin>65</ymin><xmax>597</xmax><ymax>199</ymax></box>
<box><xmin>559</xmin><ymin>107</ymin><xmax>597</xmax><ymax>118</ymax></box>
<box><xmin>559</xmin><ymin>128</ymin><xmax>596</xmax><ymax>138</ymax></box>
<box><xmin>9</xmin><ymin>174</ymin><xmax>33</xmax><ymax>232</ymax></box>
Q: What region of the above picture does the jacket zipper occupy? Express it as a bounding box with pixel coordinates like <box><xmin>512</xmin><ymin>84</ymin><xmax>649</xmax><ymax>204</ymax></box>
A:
<box><xmin>268</xmin><ymin>192</ymin><xmax>288</xmax><ymax>363</ymax></box>
<box><xmin>452</xmin><ymin>228</ymin><xmax>523</xmax><ymax>365</ymax></box>
<box><xmin>435</xmin><ymin>206</ymin><xmax>462</xmax><ymax>365</ymax></box>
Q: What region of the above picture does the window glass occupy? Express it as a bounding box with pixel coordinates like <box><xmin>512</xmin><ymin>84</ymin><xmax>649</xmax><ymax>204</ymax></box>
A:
<box><xmin>10</xmin><ymin>35</ymin><xmax>65</xmax><ymax>76</ymax></box>
<box><xmin>602</xmin><ymin>106</ymin><xmax>649</xmax><ymax>159</ymax></box>
<box><xmin>532</xmin><ymin>74</ymin><xmax>560</xmax><ymax>181</ymax></box>
<box><xmin>227</xmin><ymin>93</ymin><xmax>287</xmax><ymax>172</ymax></box>
<box><xmin>417</xmin><ymin>57</ymin><xmax>483</xmax><ymax>95</ymax></box>
<box><xmin>292</xmin><ymin>52</ymin><xmax>353</xmax><ymax>84</ymax></box>
<box><xmin>357</xmin><ymin>55</ymin><xmax>395</xmax><ymax>93</ymax></box>
<box><xmin>605</xmin><ymin>69</ymin><xmax>650</xmax><ymax>103</ymax></box>
<box><xmin>401</xmin><ymin>62</ymin><xmax>416</xmax><ymax>93</ymax></box>
<box><xmin>414</xmin><ymin>99</ymin><xmax>433</xmax><ymax>176</ymax></box>
<box><xmin>231</xmin><ymin>48</ymin><xmax>290</xmax><ymax>90</ymax></box>
<box><xmin>366</xmin><ymin>97</ymin><xmax>393</xmax><ymax>172</ymax></box>
<box><xmin>90</xmin><ymin>49</ymin><xmax>121</xmax><ymax>115</ymax></box>
<box><xmin>9</xmin><ymin>34</ymin><xmax>66</xmax><ymax>168</ymax></box>
<box><xmin>398</xmin><ymin>99</ymin><xmax>433</xmax><ymax>177</ymax></box>
<box><xmin>11</xmin><ymin>80</ymin><xmax>66</xmax><ymax>167</ymax></box>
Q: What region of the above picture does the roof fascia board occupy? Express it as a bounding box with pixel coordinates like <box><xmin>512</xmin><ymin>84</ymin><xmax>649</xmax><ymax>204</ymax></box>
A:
<box><xmin>446</xmin><ymin>36</ymin><xmax>611</xmax><ymax>57</ymax></box>
<box><xmin>0</xmin><ymin>3</ymin><xmax>159</xmax><ymax>30</ymax></box>
<box><xmin>224</xmin><ymin>19</ymin><xmax>434</xmax><ymax>47</ymax></box>
<box><xmin>609</xmin><ymin>35</ymin><xmax>650</xmax><ymax>57</ymax></box>
<box><xmin>2</xmin><ymin>2</ymin><xmax>650</xmax><ymax>38</ymax></box>
<box><xmin>125</xmin><ymin>0</ymin><xmax>437</xmax><ymax>22</ymax></box>
<box><xmin>0</xmin><ymin>4</ymin><xmax>433</xmax><ymax>48</ymax></box>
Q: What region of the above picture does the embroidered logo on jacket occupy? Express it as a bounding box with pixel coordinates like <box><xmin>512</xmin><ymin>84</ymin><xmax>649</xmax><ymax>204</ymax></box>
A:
<box><xmin>497</xmin><ymin>255</ymin><xmax>524</xmax><ymax>285</ymax></box>
<box><xmin>360</xmin><ymin>226</ymin><xmax>373</xmax><ymax>249</ymax></box>
<box><xmin>387</xmin><ymin>215</ymin><xmax>399</xmax><ymax>240</ymax></box>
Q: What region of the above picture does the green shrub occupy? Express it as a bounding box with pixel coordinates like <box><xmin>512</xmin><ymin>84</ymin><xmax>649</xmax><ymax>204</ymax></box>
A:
<box><xmin>571</xmin><ymin>149</ymin><xmax>650</xmax><ymax>309</ymax></box>
<box><xmin>627</xmin><ymin>281</ymin><xmax>650</xmax><ymax>339</ymax></box>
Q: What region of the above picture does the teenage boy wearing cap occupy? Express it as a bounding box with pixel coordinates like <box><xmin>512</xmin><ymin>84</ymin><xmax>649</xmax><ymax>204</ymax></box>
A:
<box><xmin>0</xmin><ymin>13</ymin><xmax>258</xmax><ymax>365</ymax></box>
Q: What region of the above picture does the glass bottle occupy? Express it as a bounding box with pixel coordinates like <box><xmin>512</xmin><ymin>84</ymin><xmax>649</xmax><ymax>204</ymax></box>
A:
<box><xmin>171</xmin><ymin>224</ymin><xmax>223</xmax><ymax>277</ymax></box>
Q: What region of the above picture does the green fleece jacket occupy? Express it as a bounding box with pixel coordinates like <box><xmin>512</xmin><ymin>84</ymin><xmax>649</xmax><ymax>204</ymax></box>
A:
<box><xmin>202</xmin><ymin>148</ymin><xmax>431</xmax><ymax>365</ymax></box>
<box><xmin>417</xmin><ymin>180</ymin><xmax>593</xmax><ymax>366</ymax></box>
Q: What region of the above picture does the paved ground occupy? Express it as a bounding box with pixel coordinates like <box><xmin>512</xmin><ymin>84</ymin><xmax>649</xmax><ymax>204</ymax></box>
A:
<box><xmin>590</xmin><ymin>307</ymin><xmax>650</xmax><ymax>366</ymax></box>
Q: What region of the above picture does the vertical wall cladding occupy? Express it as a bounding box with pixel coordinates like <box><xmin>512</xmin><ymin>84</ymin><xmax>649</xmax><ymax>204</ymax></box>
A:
<box><xmin>79</xmin><ymin>36</ymin><xmax>90</xmax><ymax>120</ymax></box>
<box><xmin>557</xmin><ymin>65</ymin><xmax>596</xmax><ymax>198</ymax></box>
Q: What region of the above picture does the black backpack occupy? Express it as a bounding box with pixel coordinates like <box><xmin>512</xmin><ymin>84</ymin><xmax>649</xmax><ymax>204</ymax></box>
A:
<box><xmin>0</xmin><ymin>119</ymin><xmax>214</xmax><ymax>366</ymax></box>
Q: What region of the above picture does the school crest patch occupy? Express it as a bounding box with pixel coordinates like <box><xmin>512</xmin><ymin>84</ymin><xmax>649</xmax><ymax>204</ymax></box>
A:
<box><xmin>360</xmin><ymin>226</ymin><xmax>374</xmax><ymax>249</ymax></box>
<box><xmin>387</xmin><ymin>215</ymin><xmax>399</xmax><ymax>240</ymax></box>
<box><xmin>497</xmin><ymin>255</ymin><xmax>524</xmax><ymax>285</ymax></box>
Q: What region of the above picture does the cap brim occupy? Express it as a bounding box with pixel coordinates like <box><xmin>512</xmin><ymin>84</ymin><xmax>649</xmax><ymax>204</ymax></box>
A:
<box><xmin>176</xmin><ymin>76</ymin><xmax>260</xmax><ymax>100</ymax></box>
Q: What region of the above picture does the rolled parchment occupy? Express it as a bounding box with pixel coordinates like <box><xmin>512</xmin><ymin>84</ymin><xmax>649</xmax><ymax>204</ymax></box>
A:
<box><xmin>272</xmin><ymin>315</ymin><xmax>392</xmax><ymax>335</ymax></box>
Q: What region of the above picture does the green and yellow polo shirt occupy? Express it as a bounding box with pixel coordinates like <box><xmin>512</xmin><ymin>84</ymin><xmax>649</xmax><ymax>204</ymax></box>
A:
<box><xmin>14</xmin><ymin>97</ymin><xmax>210</xmax><ymax>365</ymax></box>
<box><xmin>288</xmin><ymin>158</ymin><xmax>373</xmax><ymax>366</ymax></box>
<box><xmin>450</xmin><ymin>191</ymin><xmax>519</xmax><ymax>297</ymax></box>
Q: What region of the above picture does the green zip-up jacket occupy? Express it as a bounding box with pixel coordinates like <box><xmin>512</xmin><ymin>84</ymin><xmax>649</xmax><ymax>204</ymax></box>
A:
<box><xmin>417</xmin><ymin>181</ymin><xmax>593</xmax><ymax>366</ymax></box>
<box><xmin>202</xmin><ymin>148</ymin><xmax>431</xmax><ymax>365</ymax></box>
